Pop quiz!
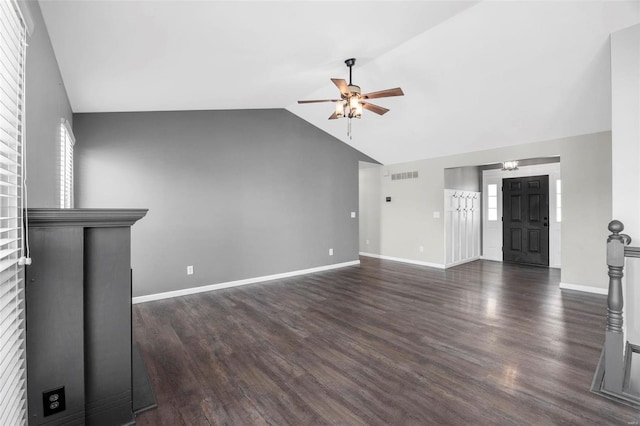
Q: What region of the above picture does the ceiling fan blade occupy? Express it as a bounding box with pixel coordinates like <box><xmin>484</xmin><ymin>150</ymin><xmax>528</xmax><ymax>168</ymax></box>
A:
<box><xmin>298</xmin><ymin>99</ymin><xmax>340</xmax><ymax>104</ymax></box>
<box><xmin>361</xmin><ymin>102</ymin><xmax>389</xmax><ymax>116</ymax></box>
<box><xmin>331</xmin><ymin>78</ymin><xmax>350</xmax><ymax>96</ymax></box>
<box><xmin>361</xmin><ymin>87</ymin><xmax>404</xmax><ymax>99</ymax></box>
<box><xmin>328</xmin><ymin>112</ymin><xmax>339</xmax><ymax>120</ymax></box>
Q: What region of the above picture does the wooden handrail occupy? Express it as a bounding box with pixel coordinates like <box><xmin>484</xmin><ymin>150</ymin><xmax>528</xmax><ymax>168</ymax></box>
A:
<box><xmin>624</xmin><ymin>246</ymin><xmax>640</xmax><ymax>258</ymax></box>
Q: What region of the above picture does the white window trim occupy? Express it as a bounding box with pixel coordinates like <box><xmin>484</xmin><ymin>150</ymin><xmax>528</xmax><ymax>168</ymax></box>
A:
<box><xmin>59</xmin><ymin>118</ymin><xmax>75</xmax><ymax>209</ymax></box>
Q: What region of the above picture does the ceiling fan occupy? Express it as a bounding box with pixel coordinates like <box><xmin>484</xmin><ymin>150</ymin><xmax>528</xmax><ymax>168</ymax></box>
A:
<box><xmin>298</xmin><ymin>58</ymin><xmax>404</xmax><ymax>122</ymax></box>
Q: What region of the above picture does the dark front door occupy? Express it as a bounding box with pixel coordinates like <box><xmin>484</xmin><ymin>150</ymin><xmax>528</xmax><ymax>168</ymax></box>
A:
<box><xmin>502</xmin><ymin>175</ymin><xmax>549</xmax><ymax>266</ymax></box>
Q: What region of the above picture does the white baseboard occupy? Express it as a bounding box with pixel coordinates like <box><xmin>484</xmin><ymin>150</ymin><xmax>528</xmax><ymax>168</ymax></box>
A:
<box><xmin>359</xmin><ymin>252</ymin><xmax>445</xmax><ymax>269</ymax></box>
<box><xmin>480</xmin><ymin>255</ymin><xmax>501</xmax><ymax>262</ymax></box>
<box><xmin>444</xmin><ymin>256</ymin><xmax>481</xmax><ymax>268</ymax></box>
<box><xmin>559</xmin><ymin>282</ymin><xmax>608</xmax><ymax>295</ymax></box>
<box><xmin>132</xmin><ymin>260</ymin><xmax>361</xmax><ymax>304</ymax></box>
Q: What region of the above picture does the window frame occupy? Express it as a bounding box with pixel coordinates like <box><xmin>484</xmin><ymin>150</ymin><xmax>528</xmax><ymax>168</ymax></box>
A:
<box><xmin>59</xmin><ymin>118</ymin><xmax>75</xmax><ymax>209</ymax></box>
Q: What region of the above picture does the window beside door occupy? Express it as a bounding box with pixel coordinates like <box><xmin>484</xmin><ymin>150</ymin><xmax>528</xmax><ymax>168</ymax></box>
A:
<box><xmin>487</xmin><ymin>184</ymin><xmax>498</xmax><ymax>221</ymax></box>
<box><xmin>556</xmin><ymin>179</ymin><xmax>561</xmax><ymax>222</ymax></box>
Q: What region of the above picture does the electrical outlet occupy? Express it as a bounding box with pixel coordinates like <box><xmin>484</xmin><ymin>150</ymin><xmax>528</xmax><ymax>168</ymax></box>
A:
<box><xmin>351</xmin><ymin>211</ymin><xmax>356</xmax><ymax>218</ymax></box>
<box><xmin>329</xmin><ymin>248</ymin><xmax>333</xmax><ymax>256</ymax></box>
<box><xmin>43</xmin><ymin>387</ymin><xmax>65</xmax><ymax>417</ymax></box>
<box><xmin>419</xmin><ymin>246</ymin><xmax>424</xmax><ymax>253</ymax></box>
<box><xmin>366</xmin><ymin>239</ymin><xmax>370</xmax><ymax>245</ymax></box>
<box><xmin>187</xmin><ymin>265</ymin><xmax>194</xmax><ymax>275</ymax></box>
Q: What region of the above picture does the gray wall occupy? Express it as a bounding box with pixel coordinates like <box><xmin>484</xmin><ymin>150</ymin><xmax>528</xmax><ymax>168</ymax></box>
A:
<box><xmin>359</xmin><ymin>131</ymin><xmax>612</xmax><ymax>291</ymax></box>
<box><xmin>444</xmin><ymin>166</ymin><xmax>480</xmax><ymax>191</ymax></box>
<box><xmin>74</xmin><ymin>110</ymin><xmax>374</xmax><ymax>298</ymax></box>
<box><xmin>23</xmin><ymin>0</ymin><xmax>73</xmax><ymax>207</ymax></box>
<box><xmin>611</xmin><ymin>23</ymin><xmax>640</xmax><ymax>345</ymax></box>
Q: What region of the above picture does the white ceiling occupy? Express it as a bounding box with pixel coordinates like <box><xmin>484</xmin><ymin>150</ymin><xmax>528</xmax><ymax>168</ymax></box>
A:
<box><xmin>39</xmin><ymin>0</ymin><xmax>640</xmax><ymax>164</ymax></box>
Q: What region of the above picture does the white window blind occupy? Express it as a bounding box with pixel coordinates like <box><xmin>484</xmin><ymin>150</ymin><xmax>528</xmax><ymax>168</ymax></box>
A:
<box><xmin>0</xmin><ymin>0</ymin><xmax>27</xmax><ymax>425</ymax></box>
<box><xmin>59</xmin><ymin>119</ymin><xmax>74</xmax><ymax>208</ymax></box>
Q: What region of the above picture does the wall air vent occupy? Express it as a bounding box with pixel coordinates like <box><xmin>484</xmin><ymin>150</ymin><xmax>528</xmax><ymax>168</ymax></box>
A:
<box><xmin>391</xmin><ymin>171</ymin><xmax>419</xmax><ymax>181</ymax></box>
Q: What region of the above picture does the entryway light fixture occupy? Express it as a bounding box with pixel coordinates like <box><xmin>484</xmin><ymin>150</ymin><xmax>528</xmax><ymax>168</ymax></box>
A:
<box><xmin>502</xmin><ymin>161</ymin><xmax>519</xmax><ymax>171</ymax></box>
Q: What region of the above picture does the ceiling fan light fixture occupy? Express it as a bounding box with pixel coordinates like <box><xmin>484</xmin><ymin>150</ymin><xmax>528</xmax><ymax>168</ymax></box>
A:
<box><xmin>354</xmin><ymin>102</ymin><xmax>363</xmax><ymax>118</ymax></box>
<box><xmin>335</xmin><ymin>101</ymin><xmax>344</xmax><ymax>118</ymax></box>
<box><xmin>349</xmin><ymin>96</ymin><xmax>359</xmax><ymax>112</ymax></box>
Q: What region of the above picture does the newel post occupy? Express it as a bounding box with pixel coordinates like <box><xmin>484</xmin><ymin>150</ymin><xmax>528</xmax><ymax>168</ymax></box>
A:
<box><xmin>604</xmin><ymin>220</ymin><xmax>630</xmax><ymax>392</ymax></box>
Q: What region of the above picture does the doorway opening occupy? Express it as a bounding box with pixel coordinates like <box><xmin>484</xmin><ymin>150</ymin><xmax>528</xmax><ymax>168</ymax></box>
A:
<box><xmin>482</xmin><ymin>160</ymin><xmax>561</xmax><ymax>268</ymax></box>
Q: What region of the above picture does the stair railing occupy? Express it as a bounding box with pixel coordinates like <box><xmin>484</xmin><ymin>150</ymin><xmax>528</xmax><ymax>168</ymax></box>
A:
<box><xmin>604</xmin><ymin>220</ymin><xmax>631</xmax><ymax>392</ymax></box>
<box><xmin>593</xmin><ymin>220</ymin><xmax>639</xmax><ymax>407</ymax></box>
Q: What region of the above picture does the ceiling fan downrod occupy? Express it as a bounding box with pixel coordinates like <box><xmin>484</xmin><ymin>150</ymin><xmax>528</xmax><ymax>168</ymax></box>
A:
<box><xmin>345</xmin><ymin>58</ymin><xmax>356</xmax><ymax>86</ymax></box>
<box><xmin>345</xmin><ymin>58</ymin><xmax>358</xmax><ymax>139</ymax></box>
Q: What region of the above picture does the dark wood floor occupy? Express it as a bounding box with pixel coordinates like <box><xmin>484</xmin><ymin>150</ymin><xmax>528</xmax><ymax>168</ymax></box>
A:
<box><xmin>133</xmin><ymin>257</ymin><xmax>640</xmax><ymax>425</ymax></box>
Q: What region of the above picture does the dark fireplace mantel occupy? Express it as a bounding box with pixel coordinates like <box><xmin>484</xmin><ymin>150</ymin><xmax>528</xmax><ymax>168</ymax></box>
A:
<box><xmin>26</xmin><ymin>208</ymin><xmax>147</xmax><ymax>426</ymax></box>
<box><xmin>26</xmin><ymin>208</ymin><xmax>148</xmax><ymax>227</ymax></box>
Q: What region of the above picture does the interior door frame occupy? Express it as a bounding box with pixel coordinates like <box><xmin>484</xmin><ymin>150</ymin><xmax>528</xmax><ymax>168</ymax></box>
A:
<box><xmin>482</xmin><ymin>163</ymin><xmax>561</xmax><ymax>268</ymax></box>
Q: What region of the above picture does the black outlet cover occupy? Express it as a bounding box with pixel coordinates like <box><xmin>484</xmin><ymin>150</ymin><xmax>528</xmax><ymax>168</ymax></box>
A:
<box><xmin>43</xmin><ymin>386</ymin><xmax>65</xmax><ymax>417</ymax></box>
<box><xmin>386</xmin><ymin>197</ymin><xmax>391</xmax><ymax>202</ymax></box>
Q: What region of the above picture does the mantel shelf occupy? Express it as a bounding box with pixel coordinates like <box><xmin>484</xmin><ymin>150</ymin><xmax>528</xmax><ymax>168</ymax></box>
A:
<box><xmin>27</xmin><ymin>208</ymin><xmax>148</xmax><ymax>228</ymax></box>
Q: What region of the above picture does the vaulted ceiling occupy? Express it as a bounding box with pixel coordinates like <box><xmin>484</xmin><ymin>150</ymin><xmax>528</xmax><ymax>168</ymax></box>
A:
<box><xmin>39</xmin><ymin>0</ymin><xmax>640</xmax><ymax>164</ymax></box>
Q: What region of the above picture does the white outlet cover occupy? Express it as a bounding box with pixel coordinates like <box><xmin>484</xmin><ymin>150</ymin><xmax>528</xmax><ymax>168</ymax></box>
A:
<box><xmin>366</xmin><ymin>239</ymin><xmax>370</xmax><ymax>245</ymax></box>
<box><xmin>329</xmin><ymin>248</ymin><xmax>333</xmax><ymax>256</ymax></box>
<box><xmin>351</xmin><ymin>212</ymin><xmax>356</xmax><ymax>218</ymax></box>
<box><xmin>433</xmin><ymin>211</ymin><xmax>440</xmax><ymax>219</ymax></box>
<box><xmin>419</xmin><ymin>246</ymin><xmax>424</xmax><ymax>252</ymax></box>
<box><xmin>187</xmin><ymin>265</ymin><xmax>194</xmax><ymax>275</ymax></box>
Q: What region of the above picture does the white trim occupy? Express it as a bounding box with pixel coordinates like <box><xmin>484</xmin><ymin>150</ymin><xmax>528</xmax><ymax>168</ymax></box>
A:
<box><xmin>559</xmin><ymin>282</ymin><xmax>608</xmax><ymax>295</ymax></box>
<box><xmin>16</xmin><ymin>1</ymin><xmax>34</xmax><ymax>36</ymax></box>
<box><xmin>359</xmin><ymin>252</ymin><xmax>445</xmax><ymax>269</ymax></box>
<box><xmin>444</xmin><ymin>256</ymin><xmax>481</xmax><ymax>268</ymax></box>
<box><xmin>61</xmin><ymin>118</ymin><xmax>76</xmax><ymax>145</ymax></box>
<box><xmin>132</xmin><ymin>260</ymin><xmax>360</xmax><ymax>304</ymax></box>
